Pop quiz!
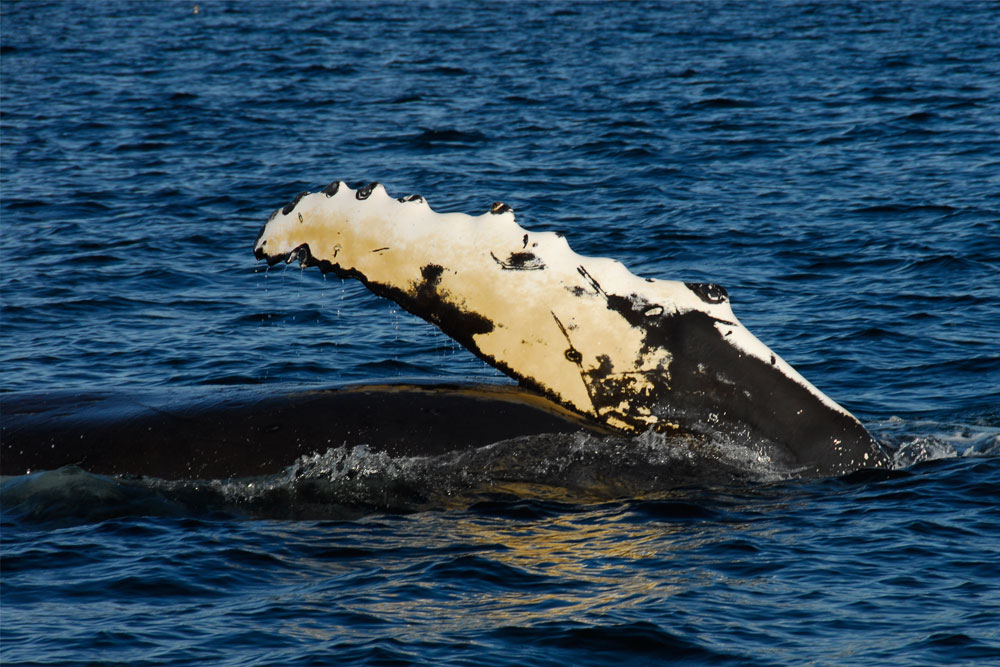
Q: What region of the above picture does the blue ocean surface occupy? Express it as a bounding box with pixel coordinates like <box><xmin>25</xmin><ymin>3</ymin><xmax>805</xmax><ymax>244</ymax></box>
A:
<box><xmin>2</xmin><ymin>1</ymin><xmax>999</xmax><ymax>665</ymax></box>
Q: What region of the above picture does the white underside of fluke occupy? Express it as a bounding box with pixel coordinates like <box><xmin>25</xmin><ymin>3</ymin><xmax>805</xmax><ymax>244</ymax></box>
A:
<box><xmin>254</xmin><ymin>182</ymin><xmax>853</xmax><ymax>432</ymax></box>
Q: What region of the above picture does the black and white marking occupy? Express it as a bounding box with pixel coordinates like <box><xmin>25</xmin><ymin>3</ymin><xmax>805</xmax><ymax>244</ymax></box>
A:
<box><xmin>254</xmin><ymin>182</ymin><xmax>889</xmax><ymax>476</ymax></box>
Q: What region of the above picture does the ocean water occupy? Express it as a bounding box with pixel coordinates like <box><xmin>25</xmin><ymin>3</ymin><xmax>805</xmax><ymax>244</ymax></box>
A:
<box><xmin>1</xmin><ymin>1</ymin><xmax>999</xmax><ymax>664</ymax></box>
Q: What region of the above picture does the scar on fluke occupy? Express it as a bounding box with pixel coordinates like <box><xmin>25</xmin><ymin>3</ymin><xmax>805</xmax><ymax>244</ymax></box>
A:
<box><xmin>356</xmin><ymin>182</ymin><xmax>379</xmax><ymax>199</ymax></box>
<box><xmin>685</xmin><ymin>282</ymin><xmax>729</xmax><ymax>304</ymax></box>
<box><xmin>551</xmin><ymin>314</ymin><xmax>583</xmax><ymax>365</ymax></box>
<box><xmin>576</xmin><ymin>265</ymin><xmax>606</xmax><ymax>297</ymax></box>
<box><xmin>282</xmin><ymin>191</ymin><xmax>310</xmax><ymax>215</ymax></box>
<box><xmin>491</xmin><ymin>251</ymin><xmax>546</xmax><ymax>271</ymax></box>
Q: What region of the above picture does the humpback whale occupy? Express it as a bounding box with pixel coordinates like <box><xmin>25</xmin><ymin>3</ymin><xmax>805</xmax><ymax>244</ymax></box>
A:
<box><xmin>0</xmin><ymin>182</ymin><xmax>889</xmax><ymax>483</ymax></box>
<box><xmin>0</xmin><ymin>384</ymin><xmax>597</xmax><ymax>480</ymax></box>
<box><xmin>252</xmin><ymin>181</ymin><xmax>890</xmax><ymax>477</ymax></box>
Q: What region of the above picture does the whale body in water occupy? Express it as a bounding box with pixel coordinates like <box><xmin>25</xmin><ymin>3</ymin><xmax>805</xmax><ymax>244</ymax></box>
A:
<box><xmin>0</xmin><ymin>182</ymin><xmax>889</xmax><ymax>483</ymax></box>
<box><xmin>252</xmin><ymin>181</ymin><xmax>890</xmax><ymax>477</ymax></box>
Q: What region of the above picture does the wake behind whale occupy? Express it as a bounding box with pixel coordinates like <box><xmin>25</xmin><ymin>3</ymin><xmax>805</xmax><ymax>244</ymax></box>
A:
<box><xmin>254</xmin><ymin>181</ymin><xmax>890</xmax><ymax>478</ymax></box>
<box><xmin>1</xmin><ymin>425</ymin><xmax>794</xmax><ymax>523</ymax></box>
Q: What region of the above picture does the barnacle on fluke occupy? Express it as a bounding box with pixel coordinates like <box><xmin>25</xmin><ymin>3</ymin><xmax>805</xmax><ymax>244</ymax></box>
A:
<box><xmin>253</xmin><ymin>181</ymin><xmax>890</xmax><ymax>477</ymax></box>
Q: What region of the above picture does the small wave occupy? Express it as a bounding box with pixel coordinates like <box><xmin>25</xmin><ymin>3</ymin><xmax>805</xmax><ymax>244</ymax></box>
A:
<box><xmin>490</xmin><ymin>620</ymin><xmax>747</xmax><ymax>664</ymax></box>
<box><xmin>389</xmin><ymin>93</ymin><xmax>423</xmax><ymax>104</ymax></box>
<box><xmin>626</xmin><ymin>499</ymin><xmax>722</xmax><ymax>522</ymax></box>
<box><xmin>194</xmin><ymin>375</ymin><xmax>262</xmax><ymax>386</ymax></box>
<box><xmin>112</xmin><ymin>141</ymin><xmax>171</xmax><ymax>152</ymax></box>
<box><xmin>405</xmin><ymin>127</ymin><xmax>489</xmax><ymax>148</ymax></box>
<box><xmin>0</xmin><ymin>467</ymin><xmax>188</xmax><ymax>525</ymax></box>
<box><xmin>872</xmin><ymin>415</ymin><xmax>1000</xmax><ymax>469</ymax></box>
<box><xmin>848</xmin><ymin>203</ymin><xmax>957</xmax><ymax>215</ymax></box>
<box><xmin>895</xmin><ymin>253</ymin><xmax>988</xmax><ymax>275</ymax></box>
<box><xmin>840</xmin><ymin>326</ymin><xmax>914</xmax><ymax>344</ymax></box>
<box><xmin>235</xmin><ymin>308</ymin><xmax>330</xmax><ymax>325</ymax></box>
<box><xmin>429</xmin><ymin>65</ymin><xmax>468</xmax><ymax>76</ymax></box>
<box><xmin>2</xmin><ymin>429</ymin><xmax>789</xmax><ymax>524</ymax></box>
<box><xmin>502</xmin><ymin>94</ymin><xmax>544</xmax><ymax>106</ymax></box>
<box><xmin>881</xmin><ymin>56</ymin><xmax>914</xmax><ymax>69</ymax></box>
<box><xmin>686</xmin><ymin>97</ymin><xmax>756</xmax><ymax>110</ymax></box>
<box><xmin>423</xmin><ymin>554</ymin><xmax>554</xmax><ymax>591</ymax></box>
<box><xmin>905</xmin><ymin>632</ymin><xmax>1000</xmax><ymax>664</ymax></box>
<box><xmin>898</xmin><ymin>111</ymin><xmax>936</xmax><ymax>122</ymax></box>
<box><xmin>3</xmin><ymin>198</ymin><xmax>50</xmax><ymax>210</ymax></box>
<box><xmin>301</xmin><ymin>63</ymin><xmax>358</xmax><ymax>75</ymax></box>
